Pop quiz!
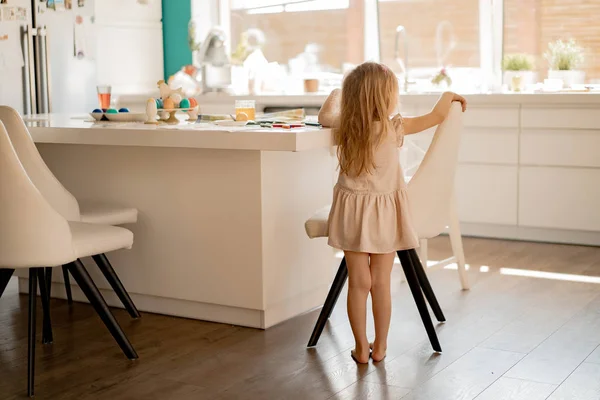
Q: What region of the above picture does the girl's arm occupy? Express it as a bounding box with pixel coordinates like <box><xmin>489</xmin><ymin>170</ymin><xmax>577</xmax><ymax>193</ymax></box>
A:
<box><xmin>318</xmin><ymin>89</ymin><xmax>342</xmax><ymax>128</ymax></box>
<box><xmin>402</xmin><ymin>92</ymin><xmax>467</xmax><ymax>135</ymax></box>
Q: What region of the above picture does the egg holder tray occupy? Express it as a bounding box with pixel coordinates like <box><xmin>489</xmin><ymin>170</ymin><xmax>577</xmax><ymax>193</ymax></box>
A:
<box><xmin>147</xmin><ymin>107</ymin><xmax>200</xmax><ymax>125</ymax></box>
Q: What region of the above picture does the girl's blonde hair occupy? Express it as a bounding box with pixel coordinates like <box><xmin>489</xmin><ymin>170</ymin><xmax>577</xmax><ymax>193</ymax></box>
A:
<box><xmin>334</xmin><ymin>62</ymin><xmax>399</xmax><ymax>177</ymax></box>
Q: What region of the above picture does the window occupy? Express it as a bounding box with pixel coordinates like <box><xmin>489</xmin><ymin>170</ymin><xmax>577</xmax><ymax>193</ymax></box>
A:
<box><xmin>218</xmin><ymin>0</ymin><xmax>600</xmax><ymax>93</ymax></box>
<box><xmin>503</xmin><ymin>0</ymin><xmax>600</xmax><ymax>83</ymax></box>
<box><xmin>377</xmin><ymin>0</ymin><xmax>484</xmax><ymax>92</ymax></box>
<box><xmin>229</xmin><ymin>0</ymin><xmax>361</xmax><ymax>72</ymax></box>
<box><xmin>377</xmin><ymin>0</ymin><xmax>480</xmax><ymax>69</ymax></box>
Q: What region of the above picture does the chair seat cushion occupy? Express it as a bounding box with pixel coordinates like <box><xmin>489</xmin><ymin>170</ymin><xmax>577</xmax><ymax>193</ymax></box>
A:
<box><xmin>69</xmin><ymin>221</ymin><xmax>134</xmax><ymax>258</ymax></box>
<box><xmin>305</xmin><ymin>203</ymin><xmax>434</xmax><ymax>241</ymax></box>
<box><xmin>305</xmin><ymin>206</ymin><xmax>331</xmax><ymax>239</ymax></box>
<box><xmin>79</xmin><ymin>200</ymin><xmax>138</xmax><ymax>225</ymax></box>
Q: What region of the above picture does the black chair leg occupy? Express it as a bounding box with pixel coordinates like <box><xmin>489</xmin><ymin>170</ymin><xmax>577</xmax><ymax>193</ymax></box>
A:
<box><xmin>61</xmin><ymin>265</ymin><xmax>73</xmax><ymax>304</ymax></box>
<box><xmin>66</xmin><ymin>259</ymin><xmax>138</xmax><ymax>360</ymax></box>
<box><xmin>0</xmin><ymin>268</ymin><xmax>15</xmax><ymax>298</ymax></box>
<box><xmin>44</xmin><ymin>267</ymin><xmax>52</xmax><ymax>299</ymax></box>
<box><xmin>38</xmin><ymin>269</ymin><xmax>53</xmax><ymax>344</ymax></box>
<box><xmin>92</xmin><ymin>254</ymin><xmax>140</xmax><ymax>319</ymax></box>
<box><xmin>397</xmin><ymin>250</ymin><xmax>442</xmax><ymax>353</ymax></box>
<box><xmin>307</xmin><ymin>257</ymin><xmax>348</xmax><ymax>347</ymax></box>
<box><xmin>28</xmin><ymin>268</ymin><xmax>38</xmax><ymax>397</ymax></box>
<box><xmin>408</xmin><ymin>249</ymin><xmax>446</xmax><ymax>322</ymax></box>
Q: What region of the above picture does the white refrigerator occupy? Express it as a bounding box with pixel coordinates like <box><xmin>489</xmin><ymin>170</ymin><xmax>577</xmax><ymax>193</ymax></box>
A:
<box><xmin>0</xmin><ymin>0</ymin><xmax>163</xmax><ymax>115</ymax></box>
<box><xmin>0</xmin><ymin>0</ymin><xmax>98</xmax><ymax>115</ymax></box>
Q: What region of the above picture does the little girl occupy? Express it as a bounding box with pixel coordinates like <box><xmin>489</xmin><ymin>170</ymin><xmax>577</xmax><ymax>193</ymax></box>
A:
<box><xmin>318</xmin><ymin>62</ymin><xmax>467</xmax><ymax>364</ymax></box>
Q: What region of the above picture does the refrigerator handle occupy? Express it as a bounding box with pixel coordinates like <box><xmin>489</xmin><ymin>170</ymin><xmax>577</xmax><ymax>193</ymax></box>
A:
<box><xmin>35</xmin><ymin>26</ymin><xmax>50</xmax><ymax>114</ymax></box>
<box><xmin>43</xmin><ymin>27</ymin><xmax>52</xmax><ymax>114</ymax></box>
<box><xmin>22</xmin><ymin>25</ymin><xmax>37</xmax><ymax>115</ymax></box>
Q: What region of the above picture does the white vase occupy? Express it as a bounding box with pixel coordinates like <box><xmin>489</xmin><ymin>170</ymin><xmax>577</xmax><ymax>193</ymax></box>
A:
<box><xmin>547</xmin><ymin>70</ymin><xmax>585</xmax><ymax>88</ymax></box>
<box><xmin>503</xmin><ymin>71</ymin><xmax>538</xmax><ymax>91</ymax></box>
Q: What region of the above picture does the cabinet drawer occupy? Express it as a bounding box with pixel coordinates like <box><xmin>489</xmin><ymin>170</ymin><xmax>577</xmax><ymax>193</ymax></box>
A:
<box><xmin>519</xmin><ymin>167</ymin><xmax>600</xmax><ymax>231</ymax></box>
<box><xmin>463</xmin><ymin>107</ymin><xmax>519</xmax><ymax>128</ymax></box>
<box><xmin>455</xmin><ymin>165</ymin><xmax>518</xmax><ymax>225</ymax></box>
<box><xmin>459</xmin><ymin>128</ymin><xmax>518</xmax><ymax>164</ymax></box>
<box><xmin>522</xmin><ymin>107</ymin><xmax>600</xmax><ymax>129</ymax></box>
<box><xmin>520</xmin><ymin>129</ymin><xmax>600</xmax><ymax>168</ymax></box>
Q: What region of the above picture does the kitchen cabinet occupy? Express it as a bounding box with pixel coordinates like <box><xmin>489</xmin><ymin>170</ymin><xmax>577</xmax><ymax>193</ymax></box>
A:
<box><xmin>519</xmin><ymin>167</ymin><xmax>600</xmax><ymax>232</ymax></box>
<box><xmin>455</xmin><ymin>165</ymin><xmax>518</xmax><ymax>225</ymax></box>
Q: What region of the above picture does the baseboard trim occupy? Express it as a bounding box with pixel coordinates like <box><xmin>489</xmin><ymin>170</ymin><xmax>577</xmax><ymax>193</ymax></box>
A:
<box><xmin>17</xmin><ymin>278</ymin><xmax>331</xmax><ymax>329</ymax></box>
<box><xmin>18</xmin><ymin>278</ymin><xmax>264</xmax><ymax>329</ymax></box>
<box><xmin>263</xmin><ymin>282</ymin><xmax>330</xmax><ymax>329</ymax></box>
<box><xmin>460</xmin><ymin>223</ymin><xmax>600</xmax><ymax>247</ymax></box>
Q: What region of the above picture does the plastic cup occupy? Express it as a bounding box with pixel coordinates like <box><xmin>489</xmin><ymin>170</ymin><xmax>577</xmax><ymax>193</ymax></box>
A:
<box><xmin>235</xmin><ymin>99</ymin><xmax>256</xmax><ymax>121</ymax></box>
<box><xmin>97</xmin><ymin>85</ymin><xmax>112</xmax><ymax>109</ymax></box>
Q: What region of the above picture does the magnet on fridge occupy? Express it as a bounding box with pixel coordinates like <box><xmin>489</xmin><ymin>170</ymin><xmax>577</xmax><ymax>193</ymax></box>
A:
<box><xmin>65</xmin><ymin>0</ymin><xmax>71</xmax><ymax>9</ymax></box>
<box><xmin>16</xmin><ymin>6</ymin><xmax>26</xmax><ymax>20</ymax></box>
<box><xmin>5</xmin><ymin>6</ymin><xmax>16</xmax><ymax>20</ymax></box>
<box><xmin>47</xmin><ymin>0</ymin><xmax>64</xmax><ymax>10</ymax></box>
<box><xmin>77</xmin><ymin>0</ymin><xmax>84</xmax><ymax>6</ymax></box>
<box><xmin>0</xmin><ymin>0</ymin><xmax>7</xmax><ymax>4</ymax></box>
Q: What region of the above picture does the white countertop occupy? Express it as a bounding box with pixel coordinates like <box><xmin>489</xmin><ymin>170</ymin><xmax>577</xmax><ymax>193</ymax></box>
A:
<box><xmin>115</xmin><ymin>92</ymin><xmax>600</xmax><ymax>112</ymax></box>
<box><xmin>26</xmin><ymin>114</ymin><xmax>332</xmax><ymax>152</ymax></box>
<box><xmin>192</xmin><ymin>92</ymin><xmax>600</xmax><ymax>106</ymax></box>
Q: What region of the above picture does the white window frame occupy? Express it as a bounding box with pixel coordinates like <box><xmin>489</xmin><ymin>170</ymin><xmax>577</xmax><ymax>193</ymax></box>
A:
<box><xmin>217</xmin><ymin>0</ymin><xmax>504</xmax><ymax>89</ymax></box>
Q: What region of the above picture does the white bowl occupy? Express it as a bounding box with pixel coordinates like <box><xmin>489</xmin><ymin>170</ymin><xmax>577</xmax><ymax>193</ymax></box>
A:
<box><xmin>105</xmin><ymin>113</ymin><xmax>147</xmax><ymax>122</ymax></box>
<box><xmin>90</xmin><ymin>113</ymin><xmax>104</xmax><ymax>121</ymax></box>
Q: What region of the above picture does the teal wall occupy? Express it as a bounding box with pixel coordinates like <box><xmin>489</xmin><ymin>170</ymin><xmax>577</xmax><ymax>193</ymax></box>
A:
<box><xmin>162</xmin><ymin>0</ymin><xmax>192</xmax><ymax>80</ymax></box>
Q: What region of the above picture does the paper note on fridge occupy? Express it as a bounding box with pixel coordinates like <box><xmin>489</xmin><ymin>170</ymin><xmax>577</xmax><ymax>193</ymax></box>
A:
<box><xmin>0</xmin><ymin>30</ymin><xmax>24</xmax><ymax>71</ymax></box>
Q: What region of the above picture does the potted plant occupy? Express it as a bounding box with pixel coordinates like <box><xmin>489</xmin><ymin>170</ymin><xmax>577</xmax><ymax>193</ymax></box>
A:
<box><xmin>502</xmin><ymin>54</ymin><xmax>536</xmax><ymax>92</ymax></box>
<box><xmin>431</xmin><ymin>67</ymin><xmax>452</xmax><ymax>90</ymax></box>
<box><xmin>545</xmin><ymin>39</ymin><xmax>585</xmax><ymax>87</ymax></box>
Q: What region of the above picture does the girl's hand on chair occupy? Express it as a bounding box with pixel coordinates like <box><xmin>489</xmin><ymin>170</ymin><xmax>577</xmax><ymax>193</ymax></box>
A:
<box><xmin>452</xmin><ymin>93</ymin><xmax>467</xmax><ymax>112</ymax></box>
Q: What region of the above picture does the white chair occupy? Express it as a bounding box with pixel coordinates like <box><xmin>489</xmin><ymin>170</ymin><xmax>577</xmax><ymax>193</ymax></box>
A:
<box><xmin>304</xmin><ymin>103</ymin><xmax>467</xmax><ymax>352</ymax></box>
<box><xmin>0</xmin><ymin>121</ymin><xmax>137</xmax><ymax>397</ymax></box>
<box><xmin>0</xmin><ymin>106</ymin><xmax>139</xmax><ymax>319</ymax></box>
<box><xmin>402</xmin><ymin>137</ymin><xmax>469</xmax><ymax>290</ymax></box>
<box><xmin>405</xmin><ymin>104</ymin><xmax>469</xmax><ymax>290</ymax></box>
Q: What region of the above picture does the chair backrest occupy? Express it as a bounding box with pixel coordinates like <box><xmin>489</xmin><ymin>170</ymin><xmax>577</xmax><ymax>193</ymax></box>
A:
<box><xmin>407</xmin><ymin>103</ymin><xmax>463</xmax><ymax>239</ymax></box>
<box><xmin>0</xmin><ymin>121</ymin><xmax>74</xmax><ymax>268</ymax></box>
<box><xmin>0</xmin><ymin>106</ymin><xmax>80</xmax><ymax>221</ymax></box>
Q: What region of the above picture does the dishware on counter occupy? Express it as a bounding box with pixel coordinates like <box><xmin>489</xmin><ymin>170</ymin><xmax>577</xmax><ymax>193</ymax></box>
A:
<box><xmin>144</xmin><ymin>80</ymin><xmax>200</xmax><ymax>124</ymax></box>
<box><xmin>304</xmin><ymin>79</ymin><xmax>319</xmax><ymax>93</ymax></box>
<box><xmin>235</xmin><ymin>99</ymin><xmax>256</xmax><ymax>121</ymax></box>
<box><xmin>105</xmin><ymin>112</ymin><xmax>147</xmax><ymax>122</ymax></box>
<box><xmin>97</xmin><ymin>85</ymin><xmax>112</xmax><ymax>109</ymax></box>
<box><xmin>90</xmin><ymin>107</ymin><xmax>146</xmax><ymax>123</ymax></box>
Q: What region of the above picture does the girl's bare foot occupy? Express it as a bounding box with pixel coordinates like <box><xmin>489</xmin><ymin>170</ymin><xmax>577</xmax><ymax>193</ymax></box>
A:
<box><xmin>370</xmin><ymin>342</ymin><xmax>387</xmax><ymax>362</ymax></box>
<box><xmin>351</xmin><ymin>343</ymin><xmax>370</xmax><ymax>364</ymax></box>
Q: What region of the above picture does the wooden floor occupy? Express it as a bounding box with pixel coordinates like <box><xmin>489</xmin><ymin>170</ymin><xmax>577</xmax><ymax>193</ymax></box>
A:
<box><xmin>2</xmin><ymin>237</ymin><xmax>600</xmax><ymax>400</ymax></box>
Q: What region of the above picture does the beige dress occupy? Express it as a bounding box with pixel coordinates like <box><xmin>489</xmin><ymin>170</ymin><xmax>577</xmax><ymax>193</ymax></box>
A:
<box><xmin>327</xmin><ymin>119</ymin><xmax>419</xmax><ymax>254</ymax></box>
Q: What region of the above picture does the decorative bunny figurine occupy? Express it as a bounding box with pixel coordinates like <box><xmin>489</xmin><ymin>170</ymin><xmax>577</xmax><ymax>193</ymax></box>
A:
<box><xmin>157</xmin><ymin>80</ymin><xmax>185</xmax><ymax>101</ymax></box>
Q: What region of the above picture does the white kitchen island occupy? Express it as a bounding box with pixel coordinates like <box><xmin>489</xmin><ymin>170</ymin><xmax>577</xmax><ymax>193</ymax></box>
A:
<box><xmin>22</xmin><ymin>115</ymin><xmax>337</xmax><ymax>329</ymax></box>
